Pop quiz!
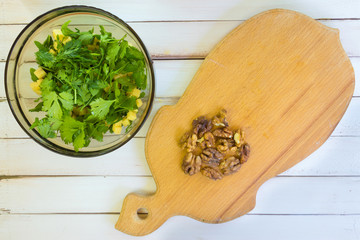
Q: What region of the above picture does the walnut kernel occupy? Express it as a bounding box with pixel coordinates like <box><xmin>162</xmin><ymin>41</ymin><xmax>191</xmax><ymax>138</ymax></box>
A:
<box><xmin>182</xmin><ymin>153</ymin><xmax>201</xmax><ymax>176</ymax></box>
<box><xmin>201</xmin><ymin>167</ymin><xmax>223</xmax><ymax>180</ymax></box>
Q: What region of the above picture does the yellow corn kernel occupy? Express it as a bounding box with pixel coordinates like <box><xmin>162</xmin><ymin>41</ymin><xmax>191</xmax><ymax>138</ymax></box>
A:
<box><xmin>112</xmin><ymin>121</ymin><xmax>123</xmax><ymax>134</ymax></box>
<box><xmin>54</xmin><ymin>41</ymin><xmax>58</xmax><ymax>50</ymax></box>
<box><xmin>52</xmin><ymin>29</ymin><xmax>64</xmax><ymax>41</ymax></box>
<box><xmin>62</xmin><ymin>36</ymin><xmax>72</xmax><ymax>45</ymax></box>
<box><xmin>49</xmin><ymin>49</ymin><xmax>56</xmax><ymax>55</ymax></box>
<box><xmin>34</xmin><ymin>67</ymin><xmax>46</xmax><ymax>79</ymax></box>
<box><xmin>136</xmin><ymin>99</ymin><xmax>143</xmax><ymax>108</ymax></box>
<box><xmin>129</xmin><ymin>88</ymin><xmax>141</xmax><ymax>98</ymax></box>
<box><xmin>30</xmin><ymin>79</ymin><xmax>43</xmax><ymax>95</ymax></box>
<box><xmin>121</xmin><ymin>118</ymin><xmax>130</xmax><ymax>127</ymax></box>
<box><xmin>126</xmin><ymin>110</ymin><xmax>137</xmax><ymax>121</ymax></box>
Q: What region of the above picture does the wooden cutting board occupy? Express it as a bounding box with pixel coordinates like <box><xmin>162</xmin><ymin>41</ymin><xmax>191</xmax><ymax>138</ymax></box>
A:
<box><xmin>115</xmin><ymin>9</ymin><xmax>354</xmax><ymax>236</ymax></box>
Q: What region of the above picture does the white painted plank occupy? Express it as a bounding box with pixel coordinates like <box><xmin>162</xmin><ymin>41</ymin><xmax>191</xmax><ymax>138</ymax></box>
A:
<box><xmin>0</xmin><ymin>138</ymin><xmax>152</xmax><ymax>176</ymax></box>
<box><xmin>1</xmin><ymin>0</ymin><xmax>360</xmax><ymax>23</ymax></box>
<box><xmin>1</xmin><ymin>20</ymin><xmax>360</xmax><ymax>62</ymax></box>
<box><xmin>1</xmin><ymin>135</ymin><xmax>360</xmax><ymax>176</ymax></box>
<box><xmin>0</xmin><ymin>214</ymin><xmax>359</xmax><ymax>240</ymax></box>
<box><xmin>0</xmin><ymin>176</ymin><xmax>155</xmax><ymax>214</ymax></box>
<box><xmin>1</xmin><ymin>95</ymin><xmax>360</xmax><ymax>139</ymax></box>
<box><xmin>0</xmin><ymin>176</ymin><xmax>359</xmax><ymax>214</ymax></box>
<box><xmin>283</xmin><ymin>136</ymin><xmax>360</xmax><ymax>176</ymax></box>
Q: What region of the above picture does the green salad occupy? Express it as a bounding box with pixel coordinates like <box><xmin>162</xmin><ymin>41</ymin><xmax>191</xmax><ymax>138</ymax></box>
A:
<box><xmin>29</xmin><ymin>21</ymin><xmax>147</xmax><ymax>151</ymax></box>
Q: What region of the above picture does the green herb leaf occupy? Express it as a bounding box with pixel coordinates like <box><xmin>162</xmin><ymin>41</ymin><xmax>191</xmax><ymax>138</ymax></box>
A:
<box><xmin>61</xmin><ymin>20</ymin><xmax>79</xmax><ymax>38</ymax></box>
<box><xmin>73</xmin><ymin>130</ymin><xmax>85</xmax><ymax>152</ymax></box>
<box><xmin>106</xmin><ymin>42</ymin><xmax>120</xmax><ymax>68</ymax></box>
<box><xmin>29</xmin><ymin>101</ymin><xmax>43</xmax><ymax>112</ymax></box>
<box><xmin>126</xmin><ymin>46</ymin><xmax>144</xmax><ymax>60</ymax></box>
<box><xmin>78</xmin><ymin>32</ymin><xmax>94</xmax><ymax>45</ymax></box>
<box><xmin>42</xmin><ymin>91</ymin><xmax>62</xmax><ymax>119</ymax></box>
<box><xmin>133</xmin><ymin>70</ymin><xmax>147</xmax><ymax>90</ymax></box>
<box><xmin>118</xmin><ymin>40</ymin><xmax>128</xmax><ymax>59</ymax></box>
<box><xmin>35</xmin><ymin>50</ymin><xmax>54</xmax><ymax>68</ymax></box>
<box><xmin>59</xmin><ymin>92</ymin><xmax>74</xmax><ymax>111</ymax></box>
<box><xmin>30</xmin><ymin>68</ymin><xmax>38</xmax><ymax>81</ymax></box>
<box><xmin>30</xmin><ymin>117</ymin><xmax>62</xmax><ymax>138</ymax></box>
<box><xmin>60</xmin><ymin>116</ymin><xmax>85</xmax><ymax>151</ymax></box>
<box><xmin>90</xmin><ymin>98</ymin><xmax>115</xmax><ymax>120</ymax></box>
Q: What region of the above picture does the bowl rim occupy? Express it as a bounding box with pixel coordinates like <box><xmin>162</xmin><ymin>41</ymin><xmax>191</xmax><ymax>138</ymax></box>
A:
<box><xmin>4</xmin><ymin>5</ymin><xmax>155</xmax><ymax>157</ymax></box>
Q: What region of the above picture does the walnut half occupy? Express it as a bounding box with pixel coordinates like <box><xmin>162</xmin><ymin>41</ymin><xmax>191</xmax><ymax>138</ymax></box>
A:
<box><xmin>240</xmin><ymin>143</ymin><xmax>251</xmax><ymax>164</ymax></box>
<box><xmin>201</xmin><ymin>167</ymin><xmax>223</xmax><ymax>180</ymax></box>
<box><xmin>219</xmin><ymin>156</ymin><xmax>241</xmax><ymax>175</ymax></box>
<box><xmin>212</xmin><ymin>128</ymin><xmax>233</xmax><ymax>138</ymax></box>
<box><xmin>182</xmin><ymin>153</ymin><xmax>201</xmax><ymax>176</ymax></box>
<box><xmin>201</xmin><ymin>148</ymin><xmax>224</xmax><ymax>165</ymax></box>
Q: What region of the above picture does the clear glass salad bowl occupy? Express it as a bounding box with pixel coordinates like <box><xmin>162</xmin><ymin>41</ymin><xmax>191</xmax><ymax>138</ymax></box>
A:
<box><xmin>5</xmin><ymin>5</ymin><xmax>155</xmax><ymax>157</ymax></box>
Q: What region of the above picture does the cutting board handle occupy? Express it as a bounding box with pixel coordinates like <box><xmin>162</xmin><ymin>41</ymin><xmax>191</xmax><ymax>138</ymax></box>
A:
<box><xmin>115</xmin><ymin>193</ymin><xmax>170</xmax><ymax>236</ymax></box>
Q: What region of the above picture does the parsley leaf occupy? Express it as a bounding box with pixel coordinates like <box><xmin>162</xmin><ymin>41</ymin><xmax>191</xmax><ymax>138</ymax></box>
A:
<box><xmin>30</xmin><ymin>68</ymin><xmax>38</xmax><ymax>81</ymax></box>
<box><xmin>59</xmin><ymin>92</ymin><xmax>74</xmax><ymax>111</ymax></box>
<box><xmin>30</xmin><ymin>117</ymin><xmax>62</xmax><ymax>138</ymax></box>
<box><xmin>61</xmin><ymin>20</ymin><xmax>79</xmax><ymax>38</ymax></box>
<box><xmin>42</xmin><ymin>91</ymin><xmax>62</xmax><ymax>119</ymax></box>
<box><xmin>60</xmin><ymin>116</ymin><xmax>85</xmax><ymax>151</ymax></box>
<box><xmin>35</xmin><ymin>50</ymin><xmax>54</xmax><ymax>68</ymax></box>
<box><xmin>126</xmin><ymin>46</ymin><xmax>144</xmax><ymax>60</ymax></box>
<box><xmin>106</xmin><ymin>42</ymin><xmax>120</xmax><ymax>68</ymax></box>
<box><xmin>90</xmin><ymin>98</ymin><xmax>115</xmax><ymax>120</ymax></box>
<box><xmin>29</xmin><ymin>101</ymin><xmax>43</xmax><ymax>112</ymax></box>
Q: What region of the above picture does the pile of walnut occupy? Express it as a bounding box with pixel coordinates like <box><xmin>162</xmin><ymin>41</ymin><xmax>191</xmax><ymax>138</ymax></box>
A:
<box><xmin>180</xmin><ymin>109</ymin><xmax>250</xmax><ymax>180</ymax></box>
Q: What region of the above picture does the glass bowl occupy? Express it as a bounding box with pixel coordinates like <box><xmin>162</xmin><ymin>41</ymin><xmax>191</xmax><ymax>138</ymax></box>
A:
<box><xmin>5</xmin><ymin>5</ymin><xmax>155</xmax><ymax>157</ymax></box>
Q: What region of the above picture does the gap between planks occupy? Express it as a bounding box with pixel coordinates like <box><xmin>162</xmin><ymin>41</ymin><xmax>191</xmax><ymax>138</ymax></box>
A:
<box><xmin>2</xmin><ymin>212</ymin><xmax>360</xmax><ymax>216</ymax></box>
<box><xmin>1</xmin><ymin>175</ymin><xmax>360</xmax><ymax>180</ymax></box>
<box><xmin>2</xmin><ymin>18</ymin><xmax>360</xmax><ymax>25</ymax></box>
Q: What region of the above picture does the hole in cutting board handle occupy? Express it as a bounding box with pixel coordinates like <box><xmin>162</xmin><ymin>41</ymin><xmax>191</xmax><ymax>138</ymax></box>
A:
<box><xmin>137</xmin><ymin>207</ymin><xmax>149</xmax><ymax>220</ymax></box>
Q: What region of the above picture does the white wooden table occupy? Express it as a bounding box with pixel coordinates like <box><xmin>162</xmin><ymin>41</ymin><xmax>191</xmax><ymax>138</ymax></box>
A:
<box><xmin>1</xmin><ymin>0</ymin><xmax>360</xmax><ymax>239</ymax></box>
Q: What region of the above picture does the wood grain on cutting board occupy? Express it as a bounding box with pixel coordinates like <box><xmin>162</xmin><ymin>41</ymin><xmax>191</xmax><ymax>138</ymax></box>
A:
<box><xmin>113</xmin><ymin>8</ymin><xmax>355</xmax><ymax>235</ymax></box>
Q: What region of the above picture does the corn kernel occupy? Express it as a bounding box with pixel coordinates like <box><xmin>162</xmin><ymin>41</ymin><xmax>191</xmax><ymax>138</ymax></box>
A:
<box><xmin>34</xmin><ymin>67</ymin><xmax>46</xmax><ymax>79</ymax></box>
<box><xmin>52</xmin><ymin>29</ymin><xmax>64</xmax><ymax>41</ymax></box>
<box><xmin>126</xmin><ymin>110</ymin><xmax>137</xmax><ymax>121</ymax></box>
<box><xmin>30</xmin><ymin>79</ymin><xmax>43</xmax><ymax>95</ymax></box>
<box><xmin>49</xmin><ymin>49</ymin><xmax>56</xmax><ymax>55</ymax></box>
<box><xmin>112</xmin><ymin>121</ymin><xmax>123</xmax><ymax>134</ymax></box>
<box><xmin>62</xmin><ymin>36</ymin><xmax>72</xmax><ymax>45</ymax></box>
<box><xmin>112</xmin><ymin>125</ymin><xmax>122</xmax><ymax>134</ymax></box>
<box><xmin>121</xmin><ymin>119</ymin><xmax>130</xmax><ymax>127</ymax></box>
<box><xmin>129</xmin><ymin>88</ymin><xmax>141</xmax><ymax>98</ymax></box>
<box><xmin>136</xmin><ymin>99</ymin><xmax>143</xmax><ymax>108</ymax></box>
